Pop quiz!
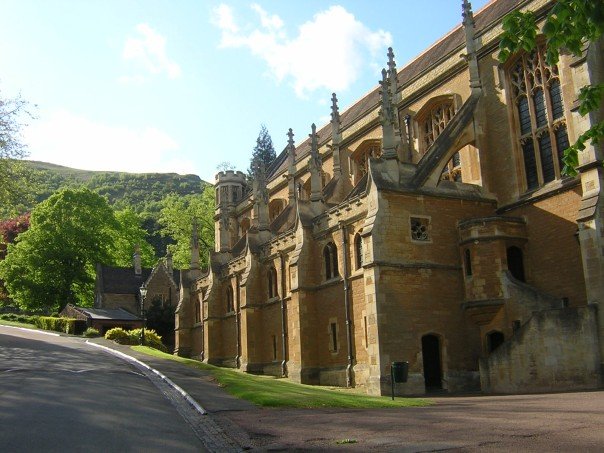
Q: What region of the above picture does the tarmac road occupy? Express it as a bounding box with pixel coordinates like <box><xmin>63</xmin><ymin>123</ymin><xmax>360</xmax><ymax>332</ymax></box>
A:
<box><xmin>0</xmin><ymin>326</ymin><xmax>206</xmax><ymax>453</ymax></box>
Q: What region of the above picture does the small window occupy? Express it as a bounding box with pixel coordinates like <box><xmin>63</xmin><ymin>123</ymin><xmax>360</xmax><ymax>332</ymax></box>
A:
<box><xmin>226</xmin><ymin>286</ymin><xmax>234</xmax><ymax>313</ymax></box>
<box><xmin>272</xmin><ymin>334</ymin><xmax>278</xmax><ymax>360</ymax></box>
<box><xmin>329</xmin><ymin>322</ymin><xmax>338</xmax><ymax>352</ymax></box>
<box><xmin>464</xmin><ymin>249</ymin><xmax>472</xmax><ymax>276</ymax></box>
<box><xmin>354</xmin><ymin>233</ymin><xmax>363</xmax><ymax>270</ymax></box>
<box><xmin>410</xmin><ymin>217</ymin><xmax>430</xmax><ymax>242</ymax></box>
<box><xmin>268</xmin><ymin>267</ymin><xmax>278</xmax><ymax>299</ymax></box>
<box><xmin>195</xmin><ymin>299</ymin><xmax>201</xmax><ymax>324</ymax></box>
<box><xmin>323</xmin><ymin>242</ymin><xmax>339</xmax><ymax>280</ymax></box>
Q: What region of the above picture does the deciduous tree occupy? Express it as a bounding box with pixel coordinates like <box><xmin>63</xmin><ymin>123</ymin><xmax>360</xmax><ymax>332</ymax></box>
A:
<box><xmin>158</xmin><ymin>185</ymin><xmax>215</xmax><ymax>269</ymax></box>
<box><xmin>0</xmin><ymin>188</ymin><xmax>124</xmax><ymax>311</ymax></box>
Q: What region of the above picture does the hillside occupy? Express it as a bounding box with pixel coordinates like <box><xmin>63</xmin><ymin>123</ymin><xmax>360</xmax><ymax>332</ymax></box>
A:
<box><xmin>21</xmin><ymin>160</ymin><xmax>212</xmax><ymax>257</ymax></box>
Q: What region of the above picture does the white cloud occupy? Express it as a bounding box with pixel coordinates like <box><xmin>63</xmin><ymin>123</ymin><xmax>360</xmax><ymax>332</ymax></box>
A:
<box><xmin>24</xmin><ymin>110</ymin><xmax>194</xmax><ymax>175</ymax></box>
<box><xmin>211</xmin><ymin>4</ymin><xmax>392</xmax><ymax>98</ymax></box>
<box><xmin>122</xmin><ymin>23</ymin><xmax>181</xmax><ymax>80</ymax></box>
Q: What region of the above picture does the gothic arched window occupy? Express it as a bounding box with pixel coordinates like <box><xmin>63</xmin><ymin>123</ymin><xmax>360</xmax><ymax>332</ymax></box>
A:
<box><xmin>418</xmin><ymin>98</ymin><xmax>456</xmax><ymax>153</ymax></box>
<box><xmin>354</xmin><ymin>233</ymin><xmax>363</xmax><ymax>270</ymax></box>
<box><xmin>323</xmin><ymin>242</ymin><xmax>339</xmax><ymax>280</ymax></box>
<box><xmin>508</xmin><ymin>44</ymin><xmax>569</xmax><ymax>191</ymax></box>
<box><xmin>268</xmin><ymin>267</ymin><xmax>278</xmax><ymax>298</ymax></box>
<box><xmin>226</xmin><ymin>286</ymin><xmax>234</xmax><ymax>313</ymax></box>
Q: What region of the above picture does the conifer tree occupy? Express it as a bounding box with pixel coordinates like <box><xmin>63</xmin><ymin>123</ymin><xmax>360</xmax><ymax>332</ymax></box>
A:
<box><xmin>248</xmin><ymin>124</ymin><xmax>276</xmax><ymax>179</ymax></box>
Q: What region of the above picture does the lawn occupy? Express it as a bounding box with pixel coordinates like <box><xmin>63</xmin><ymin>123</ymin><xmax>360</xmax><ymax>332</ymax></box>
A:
<box><xmin>132</xmin><ymin>345</ymin><xmax>432</xmax><ymax>409</ymax></box>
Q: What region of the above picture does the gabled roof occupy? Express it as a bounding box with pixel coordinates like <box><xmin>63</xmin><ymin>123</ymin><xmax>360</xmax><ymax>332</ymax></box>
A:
<box><xmin>267</xmin><ymin>0</ymin><xmax>521</xmax><ymax>180</ymax></box>
<box><xmin>98</xmin><ymin>265</ymin><xmax>151</xmax><ymax>294</ymax></box>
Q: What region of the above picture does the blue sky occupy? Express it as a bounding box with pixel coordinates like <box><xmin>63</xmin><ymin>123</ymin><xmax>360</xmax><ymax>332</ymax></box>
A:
<box><xmin>1</xmin><ymin>0</ymin><xmax>490</xmax><ymax>183</ymax></box>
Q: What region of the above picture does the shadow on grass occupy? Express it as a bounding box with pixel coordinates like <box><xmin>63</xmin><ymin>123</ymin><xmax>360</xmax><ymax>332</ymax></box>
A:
<box><xmin>131</xmin><ymin>345</ymin><xmax>432</xmax><ymax>409</ymax></box>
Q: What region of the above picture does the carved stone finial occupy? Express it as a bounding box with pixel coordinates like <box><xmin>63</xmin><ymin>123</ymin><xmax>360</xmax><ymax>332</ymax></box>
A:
<box><xmin>330</xmin><ymin>93</ymin><xmax>340</xmax><ymax>126</ymax></box>
<box><xmin>462</xmin><ymin>0</ymin><xmax>474</xmax><ymax>26</ymax></box>
<box><xmin>387</xmin><ymin>47</ymin><xmax>399</xmax><ymax>99</ymax></box>
<box><xmin>287</xmin><ymin>128</ymin><xmax>295</xmax><ymax>149</ymax></box>
<box><xmin>379</xmin><ymin>69</ymin><xmax>393</xmax><ymax>125</ymax></box>
<box><xmin>308</xmin><ymin>123</ymin><xmax>323</xmax><ymax>204</ymax></box>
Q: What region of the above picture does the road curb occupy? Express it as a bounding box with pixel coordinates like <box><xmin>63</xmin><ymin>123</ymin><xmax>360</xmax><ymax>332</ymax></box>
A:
<box><xmin>0</xmin><ymin>324</ymin><xmax>61</xmax><ymax>337</ymax></box>
<box><xmin>86</xmin><ymin>340</ymin><xmax>207</xmax><ymax>416</ymax></box>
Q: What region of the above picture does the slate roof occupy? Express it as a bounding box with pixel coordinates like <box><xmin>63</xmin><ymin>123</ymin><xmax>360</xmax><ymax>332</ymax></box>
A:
<box><xmin>98</xmin><ymin>264</ymin><xmax>180</xmax><ymax>295</ymax></box>
<box><xmin>72</xmin><ymin>306</ymin><xmax>141</xmax><ymax>321</ymax></box>
<box><xmin>266</xmin><ymin>0</ymin><xmax>521</xmax><ymax>181</ymax></box>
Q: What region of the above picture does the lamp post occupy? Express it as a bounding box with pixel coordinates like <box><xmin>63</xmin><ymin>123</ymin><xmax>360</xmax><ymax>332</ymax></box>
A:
<box><xmin>139</xmin><ymin>285</ymin><xmax>147</xmax><ymax>346</ymax></box>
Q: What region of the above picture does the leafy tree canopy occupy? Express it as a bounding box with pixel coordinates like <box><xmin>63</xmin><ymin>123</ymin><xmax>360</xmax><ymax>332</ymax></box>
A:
<box><xmin>248</xmin><ymin>124</ymin><xmax>276</xmax><ymax>179</ymax></box>
<box><xmin>158</xmin><ymin>185</ymin><xmax>215</xmax><ymax>270</ymax></box>
<box><xmin>0</xmin><ymin>90</ymin><xmax>36</xmax><ymax>217</ymax></box>
<box><xmin>498</xmin><ymin>0</ymin><xmax>604</xmax><ymax>175</ymax></box>
<box><xmin>0</xmin><ymin>188</ymin><xmax>154</xmax><ymax>312</ymax></box>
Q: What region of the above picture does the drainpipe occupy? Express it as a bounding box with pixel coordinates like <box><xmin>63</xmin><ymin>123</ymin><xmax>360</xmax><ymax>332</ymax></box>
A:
<box><xmin>340</xmin><ymin>223</ymin><xmax>354</xmax><ymax>387</ymax></box>
<box><xmin>235</xmin><ymin>276</ymin><xmax>241</xmax><ymax>368</ymax></box>
<box><xmin>280</xmin><ymin>252</ymin><xmax>288</xmax><ymax>377</ymax></box>
<box><xmin>200</xmin><ymin>291</ymin><xmax>205</xmax><ymax>362</ymax></box>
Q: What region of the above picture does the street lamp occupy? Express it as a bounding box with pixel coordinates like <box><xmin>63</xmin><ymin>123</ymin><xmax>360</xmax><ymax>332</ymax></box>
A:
<box><xmin>139</xmin><ymin>285</ymin><xmax>147</xmax><ymax>346</ymax></box>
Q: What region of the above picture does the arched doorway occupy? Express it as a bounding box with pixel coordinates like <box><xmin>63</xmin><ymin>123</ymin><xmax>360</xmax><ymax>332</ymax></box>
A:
<box><xmin>507</xmin><ymin>246</ymin><xmax>525</xmax><ymax>282</ymax></box>
<box><xmin>421</xmin><ymin>334</ymin><xmax>442</xmax><ymax>391</ymax></box>
<box><xmin>487</xmin><ymin>331</ymin><xmax>505</xmax><ymax>353</ymax></box>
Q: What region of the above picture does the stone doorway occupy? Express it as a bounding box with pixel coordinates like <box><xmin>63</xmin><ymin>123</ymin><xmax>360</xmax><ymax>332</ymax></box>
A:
<box><xmin>487</xmin><ymin>331</ymin><xmax>505</xmax><ymax>353</ymax></box>
<box><xmin>422</xmin><ymin>334</ymin><xmax>443</xmax><ymax>391</ymax></box>
<box><xmin>507</xmin><ymin>246</ymin><xmax>525</xmax><ymax>282</ymax></box>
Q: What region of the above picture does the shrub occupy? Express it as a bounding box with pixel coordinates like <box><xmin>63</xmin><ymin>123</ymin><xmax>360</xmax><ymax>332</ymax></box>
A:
<box><xmin>105</xmin><ymin>327</ymin><xmax>132</xmax><ymax>344</ymax></box>
<box><xmin>129</xmin><ymin>328</ymin><xmax>167</xmax><ymax>352</ymax></box>
<box><xmin>35</xmin><ymin>316</ymin><xmax>76</xmax><ymax>334</ymax></box>
<box><xmin>83</xmin><ymin>327</ymin><xmax>100</xmax><ymax>338</ymax></box>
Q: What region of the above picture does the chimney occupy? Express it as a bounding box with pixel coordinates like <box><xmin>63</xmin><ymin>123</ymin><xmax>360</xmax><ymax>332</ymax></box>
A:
<box><xmin>133</xmin><ymin>245</ymin><xmax>142</xmax><ymax>276</ymax></box>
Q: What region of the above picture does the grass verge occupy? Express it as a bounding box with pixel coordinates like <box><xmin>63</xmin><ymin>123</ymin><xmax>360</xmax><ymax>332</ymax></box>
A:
<box><xmin>132</xmin><ymin>345</ymin><xmax>431</xmax><ymax>408</ymax></box>
<box><xmin>0</xmin><ymin>319</ymin><xmax>38</xmax><ymax>329</ymax></box>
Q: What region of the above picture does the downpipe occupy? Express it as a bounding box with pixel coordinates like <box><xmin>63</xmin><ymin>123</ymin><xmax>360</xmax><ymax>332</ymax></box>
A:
<box><xmin>280</xmin><ymin>253</ymin><xmax>288</xmax><ymax>377</ymax></box>
<box><xmin>340</xmin><ymin>222</ymin><xmax>354</xmax><ymax>388</ymax></box>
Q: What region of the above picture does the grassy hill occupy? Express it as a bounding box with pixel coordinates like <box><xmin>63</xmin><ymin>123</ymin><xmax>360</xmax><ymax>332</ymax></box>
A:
<box><xmin>21</xmin><ymin>160</ymin><xmax>211</xmax><ymax>256</ymax></box>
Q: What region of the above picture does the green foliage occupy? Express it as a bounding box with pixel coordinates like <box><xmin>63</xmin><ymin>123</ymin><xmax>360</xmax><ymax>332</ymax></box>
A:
<box><xmin>0</xmin><ymin>90</ymin><xmax>37</xmax><ymax>217</ymax></box>
<box><xmin>146</xmin><ymin>298</ymin><xmax>175</xmax><ymax>342</ymax></box>
<box><xmin>159</xmin><ymin>186</ymin><xmax>215</xmax><ymax>269</ymax></box>
<box><xmin>0</xmin><ymin>188</ymin><xmax>120</xmax><ymax>311</ymax></box>
<box><xmin>248</xmin><ymin>124</ymin><xmax>276</xmax><ymax>179</ymax></box>
<box><xmin>499</xmin><ymin>0</ymin><xmax>604</xmax><ymax>175</ymax></box>
<box><xmin>35</xmin><ymin>316</ymin><xmax>76</xmax><ymax>334</ymax></box>
<box><xmin>111</xmin><ymin>209</ymin><xmax>155</xmax><ymax>268</ymax></box>
<box><xmin>83</xmin><ymin>327</ymin><xmax>100</xmax><ymax>337</ymax></box>
<box><xmin>105</xmin><ymin>326</ymin><xmax>167</xmax><ymax>352</ymax></box>
<box><xmin>130</xmin><ymin>328</ymin><xmax>167</xmax><ymax>352</ymax></box>
<box><xmin>0</xmin><ymin>313</ymin><xmax>39</xmax><ymax>324</ymax></box>
<box><xmin>105</xmin><ymin>327</ymin><xmax>131</xmax><ymax>344</ymax></box>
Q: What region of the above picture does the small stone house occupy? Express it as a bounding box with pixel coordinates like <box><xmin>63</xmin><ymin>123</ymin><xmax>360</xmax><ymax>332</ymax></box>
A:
<box><xmin>61</xmin><ymin>304</ymin><xmax>143</xmax><ymax>335</ymax></box>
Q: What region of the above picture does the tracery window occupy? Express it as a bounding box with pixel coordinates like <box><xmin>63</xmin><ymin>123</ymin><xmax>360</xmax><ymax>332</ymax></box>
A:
<box><xmin>421</xmin><ymin>100</ymin><xmax>456</xmax><ymax>151</ymax></box>
<box><xmin>323</xmin><ymin>242</ymin><xmax>339</xmax><ymax>280</ymax></box>
<box><xmin>351</xmin><ymin>140</ymin><xmax>381</xmax><ymax>185</ymax></box>
<box><xmin>441</xmin><ymin>151</ymin><xmax>462</xmax><ymax>182</ymax></box>
<box><xmin>508</xmin><ymin>44</ymin><xmax>569</xmax><ymax>191</ymax></box>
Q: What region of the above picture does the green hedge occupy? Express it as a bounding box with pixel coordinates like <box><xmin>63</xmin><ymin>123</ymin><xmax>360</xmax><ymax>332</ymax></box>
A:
<box><xmin>0</xmin><ymin>313</ymin><xmax>40</xmax><ymax>324</ymax></box>
<box><xmin>35</xmin><ymin>316</ymin><xmax>76</xmax><ymax>334</ymax></box>
<box><xmin>105</xmin><ymin>327</ymin><xmax>167</xmax><ymax>352</ymax></box>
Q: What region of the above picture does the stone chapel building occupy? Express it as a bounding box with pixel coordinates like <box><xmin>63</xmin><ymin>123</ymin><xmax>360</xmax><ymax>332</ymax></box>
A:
<box><xmin>175</xmin><ymin>0</ymin><xmax>604</xmax><ymax>395</ymax></box>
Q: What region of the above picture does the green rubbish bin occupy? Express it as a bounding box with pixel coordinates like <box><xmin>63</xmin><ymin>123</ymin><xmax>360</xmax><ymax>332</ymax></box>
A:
<box><xmin>391</xmin><ymin>361</ymin><xmax>409</xmax><ymax>383</ymax></box>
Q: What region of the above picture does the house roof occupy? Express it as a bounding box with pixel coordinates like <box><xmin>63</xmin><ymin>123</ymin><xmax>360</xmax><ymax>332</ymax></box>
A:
<box><xmin>72</xmin><ymin>306</ymin><xmax>142</xmax><ymax>321</ymax></box>
<box><xmin>98</xmin><ymin>264</ymin><xmax>180</xmax><ymax>295</ymax></box>
<box><xmin>266</xmin><ymin>0</ymin><xmax>521</xmax><ymax>181</ymax></box>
